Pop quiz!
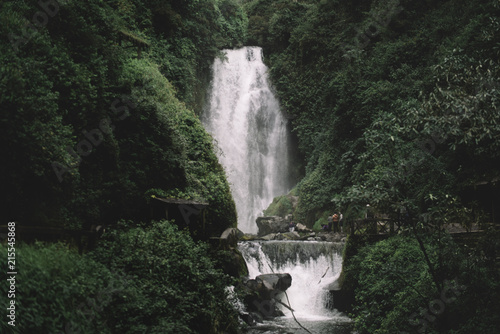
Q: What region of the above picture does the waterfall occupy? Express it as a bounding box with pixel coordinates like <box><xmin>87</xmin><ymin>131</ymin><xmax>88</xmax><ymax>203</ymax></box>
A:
<box><xmin>239</xmin><ymin>241</ymin><xmax>345</xmax><ymax>319</ymax></box>
<box><xmin>202</xmin><ymin>47</ymin><xmax>291</xmax><ymax>234</ymax></box>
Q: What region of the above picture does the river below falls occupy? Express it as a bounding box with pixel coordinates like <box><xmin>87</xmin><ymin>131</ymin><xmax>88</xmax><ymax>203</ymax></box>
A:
<box><xmin>245</xmin><ymin>315</ymin><xmax>354</xmax><ymax>334</ymax></box>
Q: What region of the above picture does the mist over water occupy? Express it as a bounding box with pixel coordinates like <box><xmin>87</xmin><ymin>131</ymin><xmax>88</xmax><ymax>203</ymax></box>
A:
<box><xmin>202</xmin><ymin>47</ymin><xmax>291</xmax><ymax>234</ymax></box>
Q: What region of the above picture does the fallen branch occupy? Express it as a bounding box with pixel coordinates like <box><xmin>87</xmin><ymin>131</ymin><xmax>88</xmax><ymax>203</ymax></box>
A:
<box><xmin>284</xmin><ymin>291</ymin><xmax>312</xmax><ymax>334</ymax></box>
<box><xmin>273</xmin><ymin>297</ymin><xmax>295</xmax><ymax>312</ymax></box>
<box><xmin>266</xmin><ymin>262</ymin><xmax>310</xmax><ymax>333</ymax></box>
<box><xmin>317</xmin><ymin>266</ymin><xmax>330</xmax><ymax>284</ymax></box>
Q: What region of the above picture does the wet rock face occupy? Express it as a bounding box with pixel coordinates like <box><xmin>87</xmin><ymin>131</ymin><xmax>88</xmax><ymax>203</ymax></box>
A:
<box><xmin>243</xmin><ymin>273</ymin><xmax>292</xmax><ymax>320</ymax></box>
<box><xmin>256</xmin><ymin>273</ymin><xmax>292</xmax><ymax>295</ymax></box>
<box><xmin>256</xmin><ymin>216</ymin><xmax>289</xmax><ymax>236</ymax></box>
<box><xmin>295</xmin><ymin>223</ymin><xmax>312</xmax><ymax>233</ymax></box>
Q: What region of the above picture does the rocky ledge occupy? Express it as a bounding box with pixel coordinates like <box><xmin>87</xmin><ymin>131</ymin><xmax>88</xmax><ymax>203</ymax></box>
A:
<box><xmin>241</xmin><ymin>231</ymin><xmax>346</xmax><ymax>242</ymax></box>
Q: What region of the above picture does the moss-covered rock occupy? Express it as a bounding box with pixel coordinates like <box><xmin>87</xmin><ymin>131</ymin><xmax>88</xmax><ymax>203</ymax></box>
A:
<box><xmin>263</xmin><ymin>188</ymin><xmax>299</xmax><ymax>218</ymax></box>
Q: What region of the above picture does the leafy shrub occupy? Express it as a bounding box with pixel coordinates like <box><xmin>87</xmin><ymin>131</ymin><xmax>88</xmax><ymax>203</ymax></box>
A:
<box><xmin>0</xmin><ymin>221</ymin><xmax>241</xmax><ymax>333</ymax></box>
<box><xmin>263</xmin><ymin>194</ymin><xmax>294</xmax><ymax>217</ymax></box>
<box><xmin>312</xmin><ymin>217</ymin><xmax>327</xmax><ymax>232</ymax></box>
<box><xmin>345</xmin><ymin>233</ymin><xmax>500</xmax><ymax>333</ymax></box>
<box><xmin>347</xmin><ymin>235</ymin><xmax>437</xmax><ymax>333</ymax></box>
<box><xmin>90</xmin><ymin>220</ymin><xmax>240</xmax><ymax>333</ymax></box>
<box><xmin>0</xmin><ymin>242</ymin><xmax>123</xmax><ymax>334</ymax></box>
<box><xmin>0</xmin><ymin>0</ymin><xmax>241</xmax><ymax>236</ymax></box>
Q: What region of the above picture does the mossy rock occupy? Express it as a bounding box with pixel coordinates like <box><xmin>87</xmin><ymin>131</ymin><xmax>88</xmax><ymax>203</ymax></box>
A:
<box><xmin>263</xmin><ymin>189</ymin><xmax>299</xmax><ymax>217</ymax></box>
<box><xmin>240</xmin><ymin>234</ymin><xmax>259</xmax><ymax>241</ymax></box>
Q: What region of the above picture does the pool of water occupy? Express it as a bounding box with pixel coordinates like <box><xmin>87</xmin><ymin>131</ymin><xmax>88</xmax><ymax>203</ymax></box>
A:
<box><xmin>245</xmin><ymin>313</ymin><xmax>354</xmax><ymax>334</ymax></box>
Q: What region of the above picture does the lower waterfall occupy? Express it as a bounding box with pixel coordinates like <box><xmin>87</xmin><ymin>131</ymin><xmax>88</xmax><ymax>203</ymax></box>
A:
<box><xmin>238</xmin><ymin>241</ymin><xmax>352</xmax><ymax>333</ymax></box>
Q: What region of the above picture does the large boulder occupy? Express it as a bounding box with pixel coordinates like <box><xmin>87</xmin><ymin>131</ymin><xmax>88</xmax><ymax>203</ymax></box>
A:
<box><xmin>256</xmin><ymin>216</ymin><xmax>289</xmax><ymax>236</ymax></box>
<box><xmin>317</xmin><ymin>232</ymin><xmax>344</xmax><ymax>242</ymax></box>
<box><xmin>239</xmin><ymin>233</ymin><xmax>259</xmax><ymax>241</ymax></box>
<box><xmin>220</xmin><ymin>247</ymin><xmax>248</xmax><ymax>278</ymax></box>
<box><xmin>257</xmin><ymin>273</ymin><xmax>292</xmax><ymax>294</ymax></box>
<box><xmin>243</xmin><ymin>273</ymin><xmax>292</xmax><ymax>319</ymax></box>
<box><xmin>244</xmin><ymin>274</ymin><xmax>292</xmax><ymax>300</ymax></box>
<box><xmin>329</xmin><ymin>288</ymin><xmax>355</xmax><ymax>313</ymax></box>
<box><xmin>261</xmin><ymin>233</ymin><xmax>277</xmax><ymax>241</ymax></box>
<box><xmin>295</xmin><ymin>223</ymin><xmax>312</xmax><ymax>233</ymax></box>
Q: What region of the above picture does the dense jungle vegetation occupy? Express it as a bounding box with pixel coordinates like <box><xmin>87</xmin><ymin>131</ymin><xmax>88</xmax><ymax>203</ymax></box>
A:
<box><xmin>1</xmin><ymin>0</ymin><xmax>247</xmax><ymax>332</ymax></box>
<box><xmin>248</xmin><ymin>0</ymin><xmax>500</xmax><ymax>229</ymax></box>
<box><xmin>246</xmin><ymin>0</ymin><xmax>500</xmax><ymax>332</ymax></box>
<box><xmin>0</xmin><ymin>0</ymin><xmax>248</xmax><ymax>234</ymax></box>
<box><xmin>1</xmin><ymin>221</ymin><xmax>241</xmax><ymax>333</ymax></box>
<box><xmin>1</xmin><ymin>0</ymin><xmax>499</xmax><ymax>333</ymax></box>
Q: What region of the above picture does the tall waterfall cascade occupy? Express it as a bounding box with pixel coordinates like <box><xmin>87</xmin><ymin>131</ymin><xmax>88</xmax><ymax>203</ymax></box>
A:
<box><xmin>202</xmin><ymin>47</ymin><xmax>292</xmax><ymax>234</ymax></box>
<box><xmin>239</xmin><ymin>241</ymin><xmax>345</xmax><ymax>319</ymax></box>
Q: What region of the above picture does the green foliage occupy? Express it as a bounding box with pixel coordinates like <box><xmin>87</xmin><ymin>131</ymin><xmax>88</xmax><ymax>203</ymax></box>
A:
<box><xmin>0</xmin><ymin>1</ymin><xmax>246</xmax><ymax>333</ymax></box>
<box><xmin>215</xmin><ymin>0</ymin><xmax>249</xmax><ymax>48</ymax></box>
<box><xmin>0</xmin><ymin>221</ymin><xmax>241</xmax><ymax>333</ymax></box>
<box><xmin>0</xmin><ymin>242</ymin><xmax>123</xmax><ymax>334</ymax></box>
<box><xmin>245</xmin><ymin>0</ymin><xmax>312</xmax><ymax>53</ymax></box>
<box><xmin>248</xmin><ymin>0</ymin><xmax>500</xmax><ymax>228</ymax></box>
<box><xmin>312</xmin><ymin>216</ymin><xmax>327</xmax><ymax>232</ymax></box>
<box><xmin>0</xmin><ymin>0</ymin><xmax>243</xmax><ymax>234</ymax></box>
<box><xmin>90</xmin><ymin>220</ymin><xmax>240</xmax><ymax>333</ymax></box>
<box><xmin>263</xmin><ymin>193</ymin><xmax>294</xmax><ymax>217</ymax></box>
<box><xmin>347</xmin><ymin>235</ymin><xmax>437</xmax><ymax>333</ymax></box>
<box><xmin>345</xmin><ymin>233</ymin><xmax>500</xmax><ymax>333</ymax></box>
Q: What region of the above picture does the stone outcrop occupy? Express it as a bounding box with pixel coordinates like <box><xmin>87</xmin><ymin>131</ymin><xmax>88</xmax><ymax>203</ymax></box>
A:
<box><xmin>317</xmin><ymin>232</ymin><xmax>345</xmax><ymax>242</ymax></box>
<box><xmin>274</xmin><ymin>231</ymin><xmax>301</xmax><ymax>240</ymax></box>
<box><xmin>243</xmin><ymin>273</ymin><xmax>292</xmax><ymax>321</ymax></box>
<box><xmin>239</xmin><ymin>230</ymin><xmax>346</xmax><ymax>242</ymax></box>
<box><xmin>327</xmin><ymin>278</ymin><xmax>354</xmax><ymax>313</ymax></box>
<box><xmin>245</xmin><ymin>273</ymin><xmax>292</xmax><ymax>299</ymax></box>
<box><xmin>239</xmin><ymin>233</ymin><xmax>260</xmax><ymax>241</ymax></box>
<box><xmin>216</xmin><ymin>228</ymin><xmax>248</xmax><ymax>277</ymax></box>
<box><xmin>242</xmin><ymin>231</ymin><xmax>324</xmax><ymax>241</ymax></box>
<box><xmin>295</xmin><ymin>223</ymin><xmax>312</xmax><ymax>233</ymax></box>
<box><xmin>256</xmin><ymin>216</ymin><xmax>289</xmax><ymax>236</ymax></box>
<box><xmin>329</xmin><ymin>289</ymin><xmax>355</xmax><ymax>313</ymax></box>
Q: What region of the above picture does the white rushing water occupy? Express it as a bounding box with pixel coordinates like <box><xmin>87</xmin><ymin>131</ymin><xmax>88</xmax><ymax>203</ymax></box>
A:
<box><xmin>239</xmin><ymin>241</ymin><xmax>346</xmax><ymax>320</ymax></box>
<box><xmin>202</xmin><ymin>47</ymin><xmax>291</xmax><ymax>234</ymax></box>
